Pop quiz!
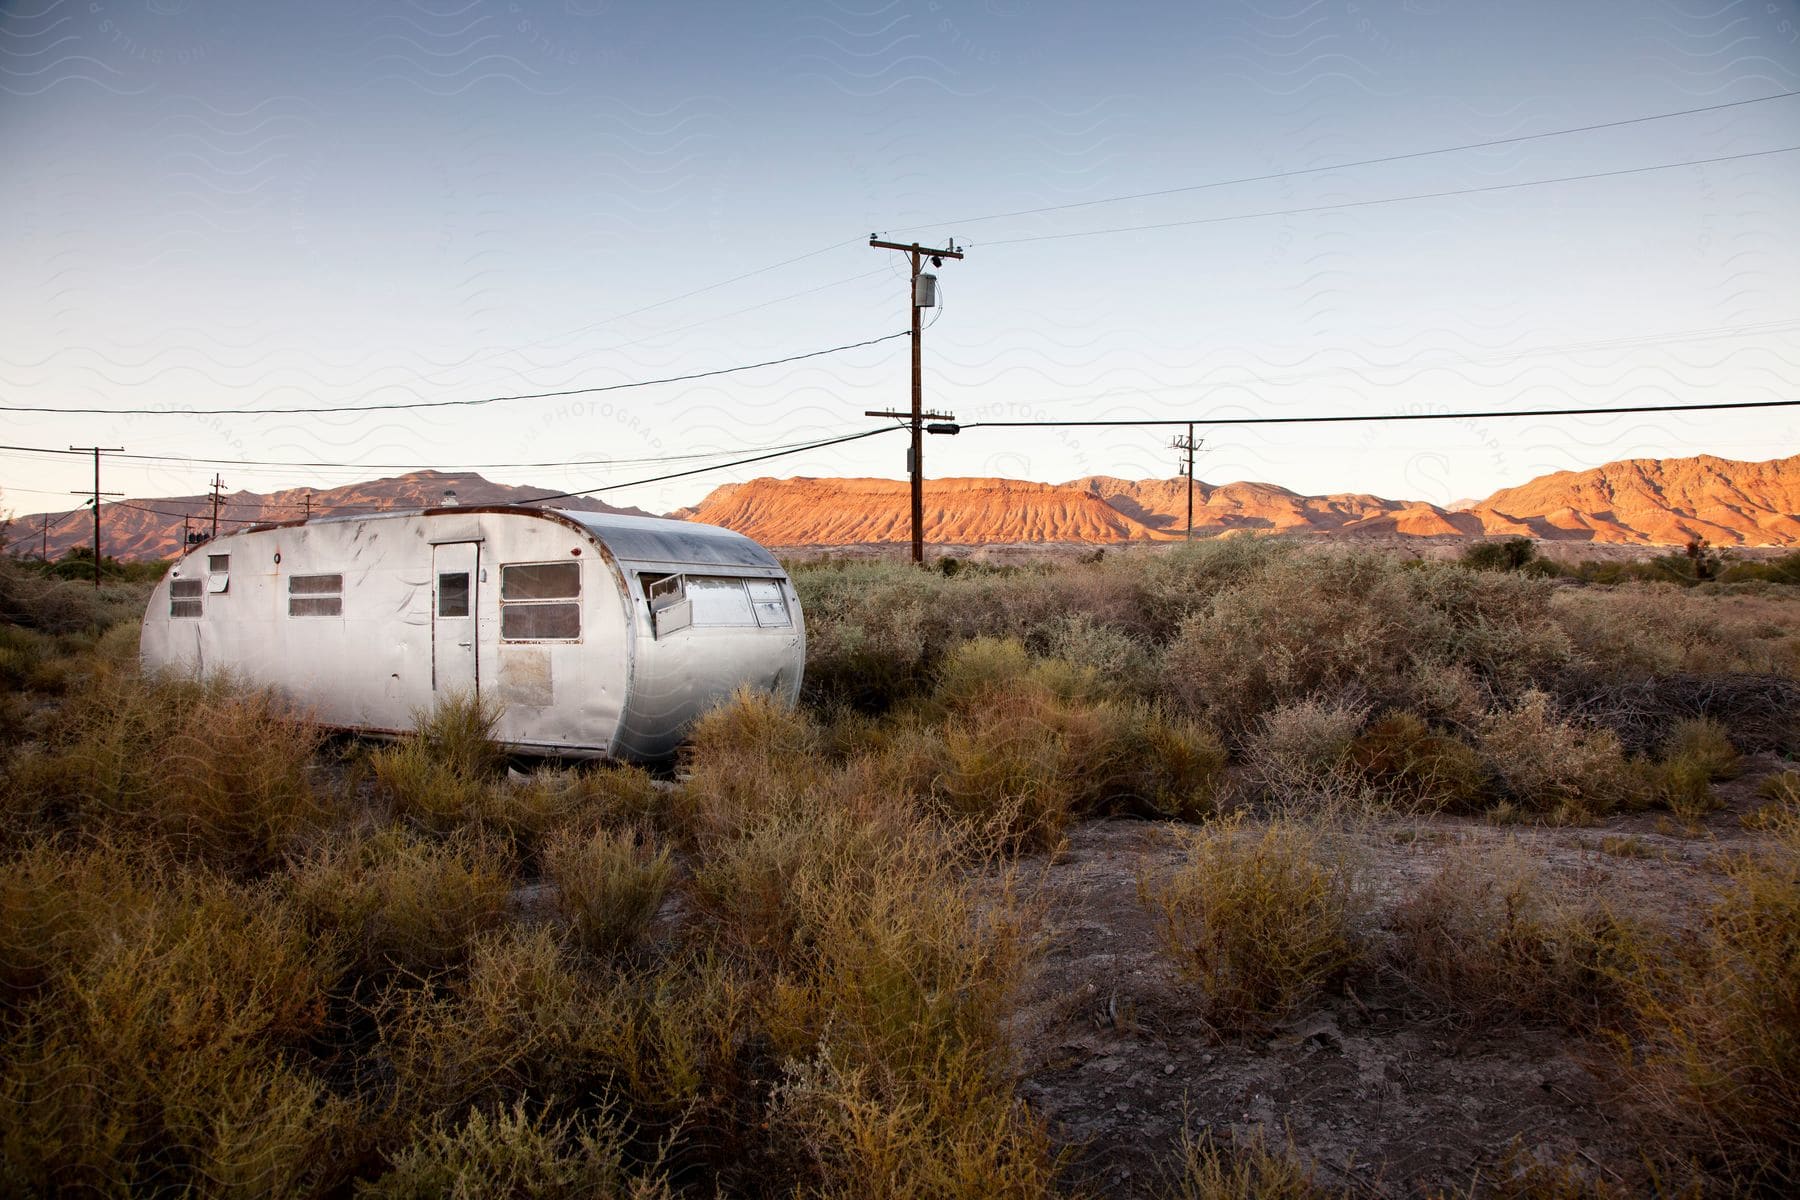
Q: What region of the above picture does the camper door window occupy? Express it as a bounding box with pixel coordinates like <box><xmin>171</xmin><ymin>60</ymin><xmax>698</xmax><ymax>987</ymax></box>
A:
<box><xmin>500</xmin><ymin>562</ymin><xmax>580</xmax><ymax>641</ymax></box>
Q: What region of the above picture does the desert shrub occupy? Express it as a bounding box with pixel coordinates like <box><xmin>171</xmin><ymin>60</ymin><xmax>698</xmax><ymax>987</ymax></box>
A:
<box><xmin>362</xmin><ymin>1099</ymin><xmax>674</xmax><ymax>1200</ymax></box>
<box><xmin>290</xmin><ymin>828</ymin><xmax>511</xmax><ymax>977</ymax></box>
<box><xmin>673</xmin><ymin>687</ymin><xmax>822</xmax><ymax>848</ymax></box>
<box><xmin>1163</xmin><ymin>1127</ymin><xmax>1338</xmax><ymax>1199</ymax></box>
<box><xmin>1462</xmin><ymin>537</ymin><xmax>1541</xmax><ymax>573</ymax></box>
<box><xmin>1348</xmin><ymin>709</ymin><xmax>1488</xmax><ymax>812</ymax></box>
<box><xmin>1745</xmin><ymin>771</ymin><xmax>1800</xmax><ymax>831</ymax></box>
<box><xmin>380</xmin><ymin>928</ymin><xmax>769</xmax><ymax>1184</ymax></box>
<box><xmin>1662</xmin><ymin>717</ymin><xmax>1740</xmax><ymax>780</ymax></box>
<box><xmin>1164</xmin><ymin>552</ymin><xmax>1570</xmax><ymax>738</ymax></box>
<box><xmin>1140</xmin><ymin>818</ymin><xmax>1364</xmax><ymax>1031</ymax></box>
<box><xmin>0</xmin><ymin>556</ymin><xmax>148</xmax><ymax>634</ymax></box>
<box><xmin>377</xmin><ymin>927</ymin><xmax>603</xmax><ymax>1119</ymax></box>
<box><xmin>1133</xmin><ymin>535</ymin><xmax>1296</xmax><ymax>639</ymax></box>
<box><xmin>929</xmin><ymin>639</ymin><xmax>1227</xmax><ymax>840</ymax></box>
<box><xmin>1242</xmin><ymin>698</ymin><xmax>1367</xmax><ymax>813</ymax></box>
<box><xmin>1477</xmin><ymin>691</ymin><xmax>1638</xmax><ymax>819</ymax></box>
<box><xmin>792</xmin><ymin>562</ymin><xmax>945</xmax><ymax>709</ymax></box>
<box><xmin>0</xmin><ymin>852</ymin><xmax>354</xmax><ymax>1195</ymax></box>
<box><xmin>1386</xmin><ymin>848</ymin><xmax>1643</xmax><ymax>1026</ymax></box>
<box><xmin>769</xmin><ymin>1048</ymin><xmax>1060</xmax><ymax>1200</ymax></box>
<box><xmin>1243</xmin><ymin>700</ymin><xmax>1491</xmax><ymax>818</ymax></box>
<box><xmin>1041</xmin><ymin>611</ymin><xmax>1158</xmax><ymax>696</ymax></box>
<box><xmin>750</xmin><ymin>836</ymin><xmax>1031</xmax><ymax>1089</ymax></box>
<box><xmin>1553</xmin><ymin>587</ymin><xmax>1800</xmax><ymax>680</ymax></box>
<box><xmin>1554</xmin><ymin>671</ymin><xmax>1800</xmax><ymax>755</ymax></box>
<box><xmin>932</xmin><ymin>636</ymin><xmax>1100</xmax><ymax>712</ymax></box>
<box><xmin>544</xmin><ymin>824</ymin><xmax>672</xmax><ymax>957</ymax></box>
<box><xmin>372</xmin><ymin>693</ymin><xmax>506</xmax><ymax>834</ymax></box>
<box><xmin>935</xmin><ymin>705</ymin><xmax>1078</xmax><ymax>853</ymax></box>
<box><xmin>0</xmin><ymin>671</ymin><xmax>329</xmax><ymax>871</ymax></box>
<box><xmin>1616</xmin><ymin>832</ymin><xmax>1800</xmax><ymax>1191</ymax></box>
<box><xmin>483</xmin><ymin>762</ymin><xmax>666</xmax><ymax>867</ymax></box>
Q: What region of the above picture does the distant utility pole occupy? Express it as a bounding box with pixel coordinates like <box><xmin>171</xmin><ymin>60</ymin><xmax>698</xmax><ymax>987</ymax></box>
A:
<box><xmin>869</xmin><ymin>235</ymin><xmax>964</xmax><ymax>565</ymax></box>
<box><xmin>302</xmin><ymin>491</ymin><xmax>312</xmax><ymax>520</ymax></box>
<box><xmin>208</xmin><ymin>473</ymin><xmax>226</xmax><ymax>541</ymax></box>
<box><xmin>1171</xmin><ymin>424</ymin><xmax>1203</xmax><ymax>541</ymax></box>
<box><xmin>40</xmin><ymin>514</ymin><xmax>51</xmax><ymax>562</ymax></box>
<box><xmin>69</xmin><ymin>445</ymin><xmax>124</xmax><ymax>587</ymax></box>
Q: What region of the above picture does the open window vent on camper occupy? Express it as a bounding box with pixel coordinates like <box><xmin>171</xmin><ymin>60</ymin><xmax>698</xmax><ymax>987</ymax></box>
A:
<box><xmin>138</xmin><ymin>506</ymin><xmax>805</xmax><ymax>763</ymax></box>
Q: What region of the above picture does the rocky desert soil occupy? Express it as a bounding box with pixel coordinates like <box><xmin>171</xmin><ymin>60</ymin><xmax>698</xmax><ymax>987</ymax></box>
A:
<box><xmin>1001</xmin><ymin>761</ymin><xmax>1785</xmax><ymax>1198</ymax></box>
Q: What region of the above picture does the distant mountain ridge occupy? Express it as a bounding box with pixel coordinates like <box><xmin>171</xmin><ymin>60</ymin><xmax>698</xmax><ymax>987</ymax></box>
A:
<box><xmin>676</xmin><ymin>453</ymin><xmax>1800</xmax><ymax>548</ymax></box>
<box><xmin>8</xmin><ymin>454</ymin><xmax>1798</xmax><ymax>561</ymax></box>
<box><xmin>10</xmin><ymin>470</ymin><xmax>648</xmax><ymax>562</ymax></box>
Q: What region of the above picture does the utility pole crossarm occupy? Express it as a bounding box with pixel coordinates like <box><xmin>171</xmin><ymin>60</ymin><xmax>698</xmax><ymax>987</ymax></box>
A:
<box><xmin>868</xmin><ymin>238</ymin><xmax>965</xmax><ymax>259</ymax></box>
<box><xmin>1170</xmin><ymin>426</ymin><xmax>1203</xmax><ymax>541</ymax></box>
<box><xmin>869</xmin><ymin>235</ymin><xmax>965</xmax><ymax>565</ymax></box>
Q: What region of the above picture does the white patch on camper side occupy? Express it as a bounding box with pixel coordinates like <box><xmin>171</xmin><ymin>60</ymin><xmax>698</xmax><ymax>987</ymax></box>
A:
<box><xmin>498</xmin><ymin>648</ymin><xmax>553</xmax><ymax>708</ymax></box>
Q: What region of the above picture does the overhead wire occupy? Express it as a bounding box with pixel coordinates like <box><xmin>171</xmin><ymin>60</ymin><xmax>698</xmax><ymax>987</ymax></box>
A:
<box><xmin>87</xmin><ymin>426</ymin><xmax>904</xmax><ymax>523</ymax></box>
<box><xmin>0</xmin><ymin>328</ymin><xmax>908</xmax><ymax>417</ymax></box>
<box><xmin>957</xmin><ymin>397</ymin><xmax>1800</xmax><ymax>429</ymax></box>
<box><xmin>884</xmin><ymin>89</ymin><xmax>1800</xmax><ymax>233</ymax></box>
<box><xmin>976</xmin><ymin>145</ymin><xmax>1800</xmax><ymax>246</ymax></box>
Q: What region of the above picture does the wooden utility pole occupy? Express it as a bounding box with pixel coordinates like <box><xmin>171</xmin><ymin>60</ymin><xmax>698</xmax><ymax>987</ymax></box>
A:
<box><xmin>40</xmin><ymin>514</ymin><xmax>51</xmax><ymax>562</ymax></box>
<box><xmin>69</xmin><ymin>446</ymin><xmax>124</xmax><ymax>587</ymax></box>
<box><xmin>208</xmin><ymin>473</ymin><xmax>226</xmax><ymax>541</ymax></box>
<box><xmin>1171</xmin><ymin>425</ymin><xmax>1202</xmax><ymax>541</ymax></box>
<box><xmin>869</xmin><ymin>236</ymin><xmax>964</xmax><ymax>564</ymax></box>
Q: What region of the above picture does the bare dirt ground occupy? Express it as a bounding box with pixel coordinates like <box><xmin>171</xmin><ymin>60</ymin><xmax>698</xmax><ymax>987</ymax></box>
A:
<box><xmin>1002</xmin><ymin>761</ymin><xmax>1785</xmax><ymax>1198</ymax></box>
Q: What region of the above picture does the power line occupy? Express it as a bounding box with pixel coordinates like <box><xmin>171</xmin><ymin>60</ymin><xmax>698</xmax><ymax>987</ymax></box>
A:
<box><xmin>957</xmin><ymin>397</ymin><xmax>1800</xmax><ymax>430</ymax></box>
<box><xmin>0</xmin><ymin>431</ymin><xmax>882</xmax><ymax>473</ymax></box>
<box><xmin>888</xmin><ymin>89</ymin><xmax>1800</xmax><ymax>232</ymax></box>
<box><xmin>505</xmin><ymin>426</ymin><xmax>902</xmax><ymax>505</ymax></box>
<box><xmin>978</xmin><ymin>145</ymin><xmax>1800</xmax><ymax>246</ymax></box>
<box><xmin>98</xmin><ymin>427</ymin><xmax>902</xmax><ymax>524</ymax></box>
<box><xmin>0</xmin><ymin>329</ymin><xmax>908</xmax><ymax>417</ymax></box>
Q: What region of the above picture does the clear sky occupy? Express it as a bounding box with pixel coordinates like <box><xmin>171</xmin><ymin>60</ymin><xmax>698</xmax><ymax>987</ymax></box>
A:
<box><xmin>4</xmin><ymin>0</ymin><xmax>1800</xmax><ymax>518</ymax></box>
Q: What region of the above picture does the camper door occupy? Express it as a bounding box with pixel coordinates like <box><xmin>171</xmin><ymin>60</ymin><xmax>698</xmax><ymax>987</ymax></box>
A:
<box><xmin>433</xmin><ymin>542</ymin><xmax>480</xmax><ymax>693</ymax></box>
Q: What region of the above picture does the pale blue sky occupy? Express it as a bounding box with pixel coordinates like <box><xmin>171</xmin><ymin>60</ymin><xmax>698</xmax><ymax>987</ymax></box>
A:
<box><xmin>4</xmin><ymin>0</ymin><xmax>1799</xmax><ymax>518</ymax></box>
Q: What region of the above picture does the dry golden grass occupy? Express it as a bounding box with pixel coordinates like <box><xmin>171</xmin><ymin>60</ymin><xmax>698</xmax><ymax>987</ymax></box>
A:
<box><xmin>1140</xmin><ymin>818</ymin><xmax>1364</xmax><ymax>1032</ymax></box>
<box><xmin>289</xmin><ymin>827</ymin><xmax>512</xmax><ymax>977</ymax></box>
<box><xmin>1612</xmin><ymin>828</ymin><xmax>1800</xmax><ymax>1192</ymax></box>
<box><xmin>543</xmin><ymin>823</ymin><xmax>671</xmax><ymax>957</ymax></box>
<box><xmin>362</xmin><ymin>1099</ymin><xmax>674</xmax><ymax>1200</ymax></box>
<box><xmin>1476</xmin><ymin>691</ymin><xmax>1638</xmax><ymax>820</ymax></box>
<box><xmin>1385</xmin><ymin>846</ymin><xmax>1643</xmax><ymax>1027</ymax></box>
<box><xmin>0</xmin><ymin>842</ymin><xmax>356</xmax><ymax>1195</ymax></box>
<box><xmin>1162</xmin><ymin>1127</ymin><xmax>1338</xmax><ymax>1199</ymax></box>
<box><xmin>0</xmin><ymin>671</ymin><xmax>330</xmax><ymax>870</ymax></box>
<box><xmin>5</xmin><ymin>544</ymin><xmax>1797</xmax><ymax>1195</ymax></box>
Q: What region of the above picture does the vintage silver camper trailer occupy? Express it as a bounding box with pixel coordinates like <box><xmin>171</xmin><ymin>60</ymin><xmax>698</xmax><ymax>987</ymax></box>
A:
<box><xmin>140</xmin><ymin>506</ymin><xmax>804</xmax><ymax>761</ymax></box>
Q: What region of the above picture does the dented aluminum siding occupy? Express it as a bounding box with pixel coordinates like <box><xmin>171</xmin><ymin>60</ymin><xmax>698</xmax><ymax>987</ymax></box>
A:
<box><xmin>139</xmin><ymin>507</ymin><xmax>803</xmax><ymax>761</ymax></box>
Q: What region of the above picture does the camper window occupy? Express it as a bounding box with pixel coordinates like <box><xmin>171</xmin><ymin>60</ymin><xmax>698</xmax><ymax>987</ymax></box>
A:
<box><xmin>745</xmin><ymin>579</ymin><xmax>792</xmax><ymax>628</ymax></box>
<box><xmin>288</xmin><ymin>573</ymin><xmax>343</xmax><ymax>617</ymax></box>
<box><xmin>687</xmin><ymin>576</ymin><xmax>757</xmax><ymax>627</ymax></box>
<box><xmin>170</xmin><ymin>578</ymin><xmax>203</xmax><ymax>619</ymax></box>
<box><xmin>501</xmin><ymin>562</ymin><xmax>580</xmax><ymax>641</ymax></box>
<box><xmin>207</xmin><ymin>554</ymin><xmax>229</xmax><ymax>594</ymax></box>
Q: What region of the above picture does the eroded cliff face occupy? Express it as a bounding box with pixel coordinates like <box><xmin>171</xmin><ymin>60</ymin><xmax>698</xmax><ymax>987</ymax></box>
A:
<box><xmin>21</xmin><ymin>453</ymin><xmax>1800</xmax><ymax>561</ymax></box>
<box><xmin>679</xmin><ymin>454</ymin><xmax>1800</xmax><ymax>547</ymax></box>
